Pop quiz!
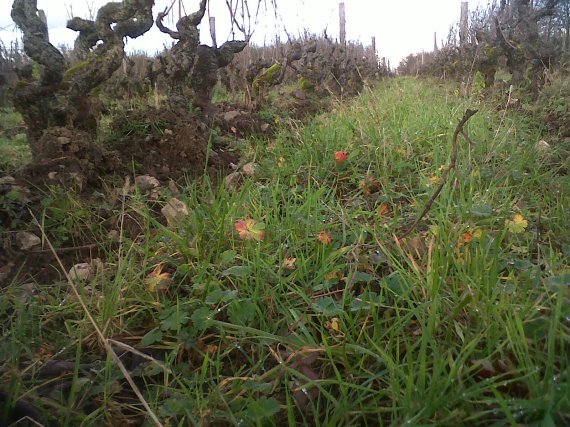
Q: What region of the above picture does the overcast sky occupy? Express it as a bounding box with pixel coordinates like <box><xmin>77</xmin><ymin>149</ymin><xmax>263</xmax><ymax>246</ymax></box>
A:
<box><xmin>0</xmin><ymin>0</ymin><xmax>488</xmax><ymax>66</ymax></box>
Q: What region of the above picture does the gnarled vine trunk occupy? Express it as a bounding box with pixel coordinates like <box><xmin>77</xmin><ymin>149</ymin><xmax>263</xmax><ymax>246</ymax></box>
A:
<box><xmin>10</xmin><ymin>0</ymin><xmax>154</xmax><ymax>159</ymax></box>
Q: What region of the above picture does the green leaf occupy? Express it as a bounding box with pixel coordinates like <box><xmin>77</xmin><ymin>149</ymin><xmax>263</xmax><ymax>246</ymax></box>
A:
<box><xmin>159</xmin><ymin>306</ymin><xmax>190</xmax><ymax>331</ymax></box>
<box><xmin>383</xmin><ymin>272</ymin><xmax>410</xmax><ymax>296</ymax></box>
<box><xmin>191</xmin><ymin>307</ymin><xmax>214</xmax><ymax>331</ymax></box>
<box><xmin>205</xmin><ymin>288</ymin><xmax>237</xmax><ymax>305</ymax></box>
<box><xmin>141</xmin><ymin>328</ymin><xmax>163</xmax><ymax>346</ymax></box>
<box><xmin>544</xmin><ymin>273</ymin><xmax>570</xmax><ymax>290</ymax></box>
<box><xmin>222</xmin><ymin>265</ymin><xmax>251</xmax><ymax>278</ymax></box>
<box><xmin>470</xmin><ymin>204</ymin><xmax>493</xmax><ymax>218</ymax></box>
<box><xmin>219</xmin><ymin>250</ymin><xmax>238</xmax><ymax>265</ymax></box>
<box><xmin>354</xmin><ymin>272</ymin><xmax>377</xmax><ymax>283</ymax></box>
<box><xmin>512</xmin><ymin>258</ymin><xmax>534</xmax><ymax>271</ymax></box>
<box><xmin>350</xmin><ymin>291</ymin><xmax>380</xmax><ymax>311</ymax></box>
<box><xmin>312</xmin><ymin>296</ymin><xmax>343</xmax><ymax>316</ymax></box>
<box><xmin>348</xmin><ymin>149</ymin><xmax>361</xmax><ymax>160</ymax></box>
<box><xmin>242</xmin><ymin>397</ymin><xmax>280</xmax><ymax>421</ymax></box>
<box><xmin>159</xmin><ymin>398</ymin><xmax>187</xmax><ymax>417</ymax></box>
<box><xmin>243</xmin><ymin>381</ymin><xmax>273</xmax><ymax>393</ymax></box>
<box><xmin>176</xmin><ymin>264</ymin><xmax>192</xmax><ymax>275</ymax></box>
<box><xmin>228</xmin><ymin>299</ymin><xmax>256</xmax><ymax>325</ymax></box>
<box><xmin>6</xmin><ymin>189</ymin><xmax>23</xmax><ymax>201</ymax></box>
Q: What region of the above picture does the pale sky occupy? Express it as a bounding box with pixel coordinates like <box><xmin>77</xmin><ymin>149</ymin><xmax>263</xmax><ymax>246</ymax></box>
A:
<box><xmin>0</xmin><ymin>0</ymin><xmax>488</xmax><ymax>66</ymax></box>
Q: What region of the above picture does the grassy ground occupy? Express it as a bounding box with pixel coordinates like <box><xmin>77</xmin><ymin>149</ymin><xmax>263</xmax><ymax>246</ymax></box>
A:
<box><xmin>1</xmin><ymin>77</ymin><xmax>569</xmax><ymax>426</ymax></box>
<box><xmin>0</xmin><ymin>108</ymin><xmax>29</xmax><ymax>173</ymax></box>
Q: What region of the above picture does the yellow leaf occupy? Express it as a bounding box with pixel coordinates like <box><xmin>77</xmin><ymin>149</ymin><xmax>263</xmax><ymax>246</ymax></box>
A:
<box><xmin>472</xmin><ymin>228</ymin><xmax>483</xmax><ymax>239</ymax></box>
<box><xmin>505</xmin><ymin>214</ymin><xmax>528</xmax><ymax>234</ymax></box>
<box><xmin>144</xmin><ymin>264</ymin><xmax>172</xmax><ymax>293</ymax></box>
<box><xmin>330</xmin><ymin>318</ymin><xmax>341</xmax><ymax>332</ymax></box>
<box><xmin>510</xmin><ymin>244</ymin><xmax>529</xmax><ymax>254</ymax></box>
<box><xmin>282</xmin><ymin>257</ymin><xmax>297</xmax><ymax>270</ymax></box>
<box><xmin>325</xmin><ymin>270</ymin><xmax>344</xmax><ymax>281</ymax></box>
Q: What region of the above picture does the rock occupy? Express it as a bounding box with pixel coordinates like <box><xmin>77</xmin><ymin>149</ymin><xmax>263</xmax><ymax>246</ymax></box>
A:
<box><xmin>223</xmin><ymin>110</ymin><xmax>241</xmax><ymax>122</ymax></box>
<box><xmin>107</xmin><ymin>230</ymin><xmax>120</xmax><ymax>242</ymax></box>
<box><xmin>68</xmin><ymin>263</ymin><xmax>91</xmax><ymax>281</ymax></box>
<box><xmin>0</xmin><ymin>176</ymin><xmax>16</xmax><ymax>185</ymax></box>
<box><xmin>242</xmin><ymin>162</ymin><xmax>258</xmax><ymax>177</ymax></box>
<box><xmin>13</xmin><ymin>282</ymin><xmax>36</xmax><ymax>301</ymax></box>
<box><xmin>224</xmin><ymin>171</ymin><xmax>243</xmax><ymax>192</ymax></box>
<box><xmin>135</xmin><ymin>175</ymin><xmax>160</xmax><ymax>192</ymax></box>
<box><xmin>56</xmin><ymin>136</ymin><xmax>71</xmax><ymax>145</ymax></box>
<box><xmin>260</xmin><ymin>123</ymin><xmax>271</xmax><ymax>132</ymax></box>
<box><xmin>536</xmin><ymin>140</ymin><xmax>551</xmax><ymax>152</ymax></box>
<box><xmin>69</xmin><ymin>172</ymin><xmax>84</xmax><ymax>189</ymax></box>
<box><xmin>47</xmin><ymin>171</ymin><xmax>58</xmax><ymax>180</ymax></box>
<box><xmin>168</xmin><ymin>179</ymin><xmax>180</xmax><ymax>196</ymax></box>
<box><xmin>0</xmin><ymin>262</ymin><xmax>14</xmax><ymax>284</ymax></box>
<box><xmin>16</xmin><ymin>231</ymin><xmax>41</xmax><ymax>250</ymax></box>
<box><xmin>208</xmin><ymin>150</ymin><xmax>219</xmax><ymax>161</ymax></box>
<box><xmin>161</xmin><ymin>197</ymin><xmax>189</xmax><ymax>226</ymax></box>
<box><xmin>293</xmin><ymin>90</ymin><xmax>307</xmax><ymax>100</ymax></box>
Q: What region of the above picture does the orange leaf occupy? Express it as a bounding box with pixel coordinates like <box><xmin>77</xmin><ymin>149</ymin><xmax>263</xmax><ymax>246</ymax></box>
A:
<box><xmin>317</xmin><ymin>231</ymin><xmax>332</xmax><ymax>245</ymax></box>
<box><xmin>334</xmin><ymin>151</ymin><xmax>349</xmax><ymax>164</ymax></box>
<box><xmin>235</xmin><ymin>219</ymin><xmax>265</xmax><ymax>241</ymax></box>
<box><xmin>377</xmin><ymin>202</ymin><xmax>391</xmax><ymax>216</ymax></box>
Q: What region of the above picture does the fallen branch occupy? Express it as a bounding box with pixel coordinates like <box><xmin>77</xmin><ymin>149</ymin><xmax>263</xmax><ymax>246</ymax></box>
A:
<box><xmin>400</xmin><ymin>109</ymin><xmax>478</xmax><ymax>239</ymax></box>
<box><xmin>31</xmin><ymin>243</ymin><xmax>100</xmax><ymax>253</ymax></box>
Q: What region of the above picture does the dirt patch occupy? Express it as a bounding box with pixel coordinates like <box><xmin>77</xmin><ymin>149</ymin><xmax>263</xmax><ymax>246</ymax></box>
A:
<box><xmin>214</xmin><ymin>103</ymin><xmax>273</xmax><ymax>137</ymax></box>
<box><xmin>14</xmin><ymin>127</ymin><xmax>119</xmax><ymax>188</ymax></box>
<box><xmin>109</xmin><ymin>105</ymin><xmax>208</xmax><ymax>179</ymax></box>
<box><xmin>271</xmin><ymin>90</ymin><xmax>327</xmax><ymax>122</ymax></box>
<box><xmin>12</xmin><ymin>102</ymin><xmax>248</xmax><ymax>189</ymax></box>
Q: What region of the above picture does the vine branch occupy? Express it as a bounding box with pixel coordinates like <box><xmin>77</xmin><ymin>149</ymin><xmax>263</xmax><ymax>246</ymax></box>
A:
<box><xmin>400</xmin><ymin>108</ymin><xmax>478</xmax><ymax>239</ymax></box>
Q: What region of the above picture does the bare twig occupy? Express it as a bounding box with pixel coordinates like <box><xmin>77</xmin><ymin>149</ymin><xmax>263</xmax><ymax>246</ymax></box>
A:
<box><xmin>400</xmin><ymin>109</ymin><xmax>478</xmax><ymax>238</ymax></box>
<box><xmin>30</xmin><ymin>243</ymin><xmax>100</xmax><ymax>253</ymax></box>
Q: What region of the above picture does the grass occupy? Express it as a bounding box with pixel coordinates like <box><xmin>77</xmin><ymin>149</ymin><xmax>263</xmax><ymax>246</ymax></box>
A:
<box><xmin>1</xmin><ymin>77</ymin><xmax>569</xmax><ymax>426</ymax></box>
<box><xmin>0</xmin><ymin>108</ymin><xmax>29</xmax><ymax>172</ymax></box>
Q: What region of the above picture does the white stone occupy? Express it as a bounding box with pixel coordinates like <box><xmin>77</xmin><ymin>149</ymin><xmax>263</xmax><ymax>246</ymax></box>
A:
<box><xmin>536</xmin><ymin>140</ymin><xmax>551</xmax><ymax>152</ymax></box>
<box><xmin>135</xmin><ymin>175</ymin><xmax>160</xmax><ymax>192</ymax></box>
<box><xmin>0</xmin><ymin>176</ymin><xmax>16</xmax><ymax>185</ymax></box>
<box><xmin>68</xmin><ymin>263</ymin><xmax>91</xmax><ymax>281</ymax></box>
<box><xmin>242</xmin><ymin>162</ymin><xmax>258</xmax><ymax>177</ymax></box>
<box><xmin>161</xmin><ymin>198</ymin><xmax>189</xmax><ymax>226</ymax></box>
<box><xmin>16</xmin><ymin>231</ymin><xmax>41</xmax><ymax>250</ymax></box>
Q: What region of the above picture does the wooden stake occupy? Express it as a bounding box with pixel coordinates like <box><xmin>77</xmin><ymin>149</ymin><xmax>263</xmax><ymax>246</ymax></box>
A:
<box><xmin>460</xmin><ymin>2</ymin><xmax>469</xmax><ymax>45</ymax></box>
<box><xmin>209</xmin><ymin>16</ymin><xmax>217</xmax><ymax>47</ymax></box>
<box><xmin>339</xmin><ymin>3</ymin><xmax>346</xmax><ymax>46</ymax></box>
